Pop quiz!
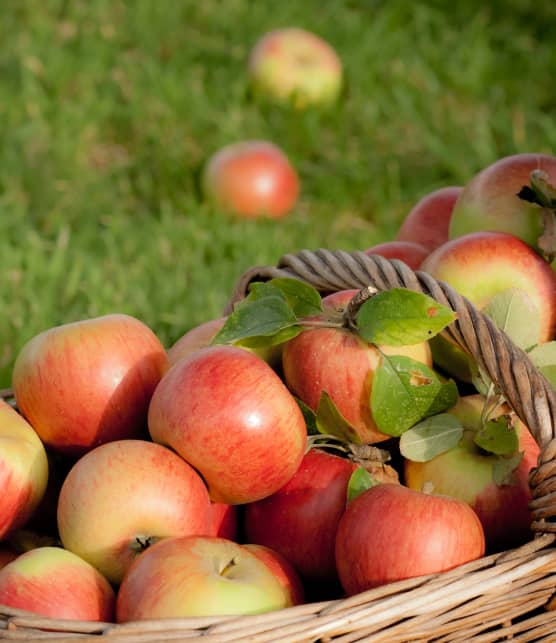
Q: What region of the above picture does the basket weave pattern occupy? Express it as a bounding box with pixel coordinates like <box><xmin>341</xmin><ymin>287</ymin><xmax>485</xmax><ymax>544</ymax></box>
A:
<box><xmin>3</xmin><ymin>249</ymin><xmax>556</xmax><ymax>641</ymax></box>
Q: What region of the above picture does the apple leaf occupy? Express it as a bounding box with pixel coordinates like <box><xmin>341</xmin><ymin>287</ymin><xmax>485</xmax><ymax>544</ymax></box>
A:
<box><xmin>295</xmin><ymin>397</ymin><xmax>319</xmax><ymax>435</ymax></box>
<box><xmin>399</xmin><ymin>414</ymin><xmax>464</xmax><ymax>462</ymax></box>
<box><xmin>267</xmin><ymin>278</ymin><xmax>323</xmax><ymax>318</ymax></box>
<box><xmin>483</xmin><ymin>288</ymin><xmax>540</xmax><ymax>351</ymax></box>
<box><xmin>356</xmin><ymin>288</ymin><xmax>457</xmax><ymax>346</ymax></box>
<box><xmin>474</xmin><ymin>416</ymin><xmax>519</xmax><ymax>456</ymax></box>
<box><xmin>528</xmin><ymin>341</ymin><xmax>556</xmax><ymax>389</ymax></box>
<box><xmin>213</xmin><ymin>282</ymin><xmax>299</xmax><ymax>344</ymax></box>
<box><xmin>346</xmin><ymin>467</ymin><xmax>380</xmax><ymax>504</ymax></box>
<box><xmin>371</xmin><ymin>355</ymin><xmax>459</xmax><ymax>437</ymax></box>
<box><xmin>236</xmin><ymin>325</ymin><xmax>302</xmax><ymax>349</ymax></box>
<box><xmin>493</xmin><ymin>451</ymin><xmax>524</xmax><ymax>486</ymax></box>
<box><xmin>316</xmin><ymin>391</ymin><xmax>362</xmax><ymax>445</ymax></box>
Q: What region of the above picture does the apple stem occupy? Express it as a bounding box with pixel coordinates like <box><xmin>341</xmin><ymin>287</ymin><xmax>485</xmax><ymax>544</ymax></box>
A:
<box><xmin>220</xmin><ymin>555</ymin><xmax>239</xmax><ymax>576</ymax></box>
<box><xmin>342</xmin><ymin>286</ymin><xmax>379</xmax><ymax>331</ymax></box>
<box><xmin>131</xmin><ymin>535</ymin><xmax>159</xmax><ymax>553</ymax></box>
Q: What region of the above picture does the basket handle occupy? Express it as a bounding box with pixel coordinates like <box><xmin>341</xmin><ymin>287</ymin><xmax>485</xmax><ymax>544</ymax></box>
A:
<box><xmin>225</xmin><ymin>248</ymin><xmax>556</xmax><ymax>535</ymax></box>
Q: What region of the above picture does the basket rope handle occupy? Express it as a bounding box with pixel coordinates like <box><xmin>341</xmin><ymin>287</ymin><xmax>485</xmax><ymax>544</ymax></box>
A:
<box><xmin>225</xmin><ymin>248</ymin><xmax>556</xmax><ymax>535</ymax></box>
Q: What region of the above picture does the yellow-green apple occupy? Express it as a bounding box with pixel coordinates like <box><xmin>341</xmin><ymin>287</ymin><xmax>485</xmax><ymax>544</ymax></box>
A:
<box><xmin>363</xmin><ymin>240</ymin><xmax>429</xmax><ymax>270</ymax></box>
<box><xmin>243</xmin><ymin>543</ymin><xmax>305</xmax><ymax>606</ymax></box>
<box><xmin>209</xmin><ymin>502</ymin><xmax>238</xmax><ymax>541</ymax></box>
<box><xmin>448</xmin><ymin>153</ymin><xmax>556</xmax><ymax>255</ymax></box>
<box><xmin>148</xmin><ymin>345</ymin><xmax>307</xmax><ymax>504</ymax></box>
<box><xmin>167</xmin><ymin>316</ymin><xmax>282</xmax><ymax>370</ymax></box>
<box><xmin>116</xmin><ymin>535</ymin><xmax>292</xmax><ymax>621</ymax></box>
<box><xmin>0</xmin><ymin>400</ymin><xmax>48</xmax><ymax>539</ymax></box>
<box><xmin>57</xmin><ymin>439</ymin><xmax>211</xmax><ymax>584</ymax></box>
<box><xmin>420</xmin><ymin>231</ymin><xmax>556</xmax><ymax>342</ymax></box>
<box><xmin>282</xmin><ymin>289</ymin><xmax>433</xmax><ymax>444</ymax></box>
<box><xmin>404</xmin><ymin>394</ymin><xmax>540</xmax><ymax>552</ymax></box>
<box><xmin>244</xmin><ymin>448</ymin><xmax>358</xmax><ymax>584</ymax></box>
<box><xmin>248</xmin><ymin>27</ymin><xmax>342</xmax><ymax>109</ymax></box>
<box><xmin>395</xmin><ymin>186</ymin><xmax>463</xmax><ymax>252</ymax></box>
<box><xmin>202</xmin><ymin>140</ymin><xmax>299</xmax><ymax>219</ymax></box>
<box><xmin>12</xmin><ymin>313</ymin><xmax>169</xmax><ymax>457</ymax></box>
<box><xmin>0</xmin><ymin>546</ymin><xmax>115</xmax><ymax>621</ymax></box>
<box><xmin>335</xmin><ymin>483</ymin><xmax>485</xmax><ymax>594</ymax></box>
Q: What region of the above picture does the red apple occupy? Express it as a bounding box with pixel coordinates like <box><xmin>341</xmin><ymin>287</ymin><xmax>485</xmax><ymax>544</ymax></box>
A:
<box><xmin>363</xmin><ymin>240</ymin><xmax>429</xmax><ymax>270</ymax></box>
<box><xmin>116</xmin><ymin>535</ymin><xmax>291</xmax><ymax>621</ymax></box>
<box><xmin>244</xmin><ymin>448</ymin><xmax>358</xmax><ymax>583</ymax></box>
<box><xmin>209</xmin><ymin>502</ymin><xmax>238</xmax><ymax>541</ymax></box>
<box><xmin>0</xmin><ymin>546</ymin><xmax>115</xmax><ymax>621</ymax></box>
<box><xmin>404</xmin><ymin>394</ymin><xmax>540</xmax><ymax>552</ymax></box>
<box><xmin>248</xmin><ymin>27</ymin><xmax>343</xmax><ymax>109</ymax></box>
<box><xmin>57</xmin><ymin>439</ymin><xmax>211</xmax><ymax>584</ymax></box>
<box><xmin>282</xmin><ymin>289</ymin><xmax>433</xmax><ymax>444</ymax></box>
<box><xmin>243</xmin><ymin>543</ymin><xmax>305</xmax><ymax>606</ymax></box>
<box><xmin>420</xmin><ymin>231</ymin><xmax>556</xmax><ymax>343</ymax></box>
<box><xmin>449</xmin><ymin>153</ymin><xmax>556</xmax><ymax>256</ymax></box>
<box><xmin>202</xmin><ymin>140</ymin><xmax>299</xmax><ymax>219</ymax></box>
<box><xmin>396</xmin><ymin>186</ymin><xmax>463</xmax><ymax>252</ymax></box>
<box><xmin>335</xmin><ymin>483</ymin><xmax>485</xmax><ymax>594</ymax></box>
<box><xmin>12</xmin><ymin>313</ymin><xmax>169</xmax><ymax>456</ymax></box>
<box><xmin>148</xmin><ymin>345</ymin><xmax>307</xmax><ymax>504</ymax></box>
<box><xmin>0</xmin><ymin>400</ymin><xmax>49</xmax><ymax>540</ymax></box>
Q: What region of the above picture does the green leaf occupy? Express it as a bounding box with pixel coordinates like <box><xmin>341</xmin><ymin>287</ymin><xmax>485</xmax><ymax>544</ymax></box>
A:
<box><xmin>356</xmin><ymin>288</ymin><xmax>457</xmax><ymax>346</ymax></box>
<box><xmin>493</xmin><ymin>451</ymin><xmax>524</xmax><ymax>486</ymax></box>
<box><xmin>474</xmin><ymin>416</ymin><xmax>519</xmax><ymax>456</ymax></box>
<box><xmin>316</xmin><ymin>391</ymin><xmax>362</xmax><ymax>444</ymax></box>
<box><xmin>236</xmin><ymin>325</ymin><xmax>302</xmax><ymax>349</ymax></box>
<box><xmin>346</xmin><ymin>467</ymin><xmax>380</xmax><ymax>503</ymax></box>
<box><xmin>295</xmin><ymin>397</ymin><xmax>318</xmax><ymax>435</ymax></box>
<box><xmin>528</xmin><ymin>341</ymin><xmax>556</xmax><ymax>389</ymax></box>
<box><xmin>483</xmin><ymin>288</ymin><xmax>540</xmax><ymax>350</ymax></box>
<box><xmin>399</xmin><ymin>414</ymin><xmax>464</xmax><ymax>462</ymax></box>
<box><xmin>213</xmin><ymin>283</ymin><xmax>298</xmax><ymax>345</ymax></box>
<box><xmin>268</xmin><ymin>278</ymin><xmax>323</xmax><ymax>318</ymax></box>
<box><xmin>371</xmin><ymin>355</ymin><xmax>459</xmax><ymax>437</ymax></box>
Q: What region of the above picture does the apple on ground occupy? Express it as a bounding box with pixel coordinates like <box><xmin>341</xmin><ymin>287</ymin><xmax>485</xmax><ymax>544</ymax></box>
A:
<box><xmin>202</xmin><ymin>140</ymin><xmax>299</xmax><ymax>219</ymax></box>
<box><xmin>396</xmin><ymin>186</ymin><xmax>463</xmax><ymax>252</ymax></box>
<box><xmin>420</xmin><ymin>231</ymin><xmax>556</xmax><ymax>343</ymax></box>
<box><xmin>148</xmin><ymin>345</ymin><xmax>307</xmax><ymax>505</ymax></box>
<box><xmin>281</xmin><ymin>289</ymin><xmax>433</xmax><ymax>445</ymax></box>
<box><xmin>448</xmin><ymin>153</ymin><xmax>556</xmax><ymax>257</ymax></box>
<box><xmin>363</xmin><ymin>240</ymin><xmax>429</xmax><ymax>270</ymax></box>
<box><xmin>0</xmin><ymin>400</ymin><xmax>48</xmax><ymax>540</ymax></box>
<box><xmin>335</xmin><ymin>483</ymin><xmax>485</xmax><ymax>594</ymax></box>
<box><xmin>404</xmin><ymin>394</ymin><xmax>540</xmax><ymax>552</ymax></box>
<box><xmin>57</xmin><ymin>439</ymin><xmax>212</xmax><ymax>585</ymax></box>
<box><xmin>12</xmin><ymin>313</ymin><xmax>169</xmax><ymax>457</ymax></box>
<box><xmin>0</xmin><ymin>546</ymin><xmax>115</xmax><ymax>621</ymax></box>
<box><xmin>116</xmin><ymin>535</ymin><xmax>293</xmax><ymax>621</ymax></box>
<box><xmin>243</xmin><ymin>543</ymin><xmax>305</xmax><ymax>606</ymax></box>
<box><xmin>244</xmin><ymin>448</ymin><xmax>359</xmax><ymax>585</ymax></box>
<box><xmin>248</xmin><ymin>27</ymin><xmax>343</xmax><ymax>109</ymax></box>
<box><xmin>167</xmin><ymin>316</ymin><xmax>282</xmax><ymax>371</ymax></box>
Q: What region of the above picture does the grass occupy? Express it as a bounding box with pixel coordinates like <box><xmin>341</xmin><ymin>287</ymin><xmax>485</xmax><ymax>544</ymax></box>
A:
<box><xmin>2</xmin><ymin>0</ymin><xmax>556</xmax><ymax>387</ymax></box>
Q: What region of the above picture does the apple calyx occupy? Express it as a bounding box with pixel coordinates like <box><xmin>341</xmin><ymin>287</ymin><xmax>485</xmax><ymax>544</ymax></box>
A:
<box><xmin>517</xmin><ymin>169</ymin><xmax>556</xmax><ymax>262</ymax></box>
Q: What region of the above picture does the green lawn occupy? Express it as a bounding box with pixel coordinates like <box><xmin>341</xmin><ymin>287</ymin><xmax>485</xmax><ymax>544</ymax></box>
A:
<box><xmin>2</xmin><ymin>0</ymin><xmax>556</xmax><ymax>387</ymax></box>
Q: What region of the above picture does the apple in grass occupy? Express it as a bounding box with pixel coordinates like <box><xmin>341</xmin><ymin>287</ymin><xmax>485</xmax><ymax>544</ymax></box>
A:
<box><xmin>148</xmin><ymin>345</ymin><xmax>307</xmax><ymax>505</ymax></box>
<box><xmin>0</xmin><ymin>400</ymin><xmax>48</xmax><ymax>540</ymax></box>
<box><xmin>57</xmin><ymin>439</ymin><xmax>212</xmax><ymax>585</ymax></box>
<box><xmin>248</xmin><ymin>27</ymin><xmax>343</xmax><ymax>109</ymax></box>
<box><xmin>202</xmin><ymin>140</ymin><xmax>299</xmax><ymax>219</ymax></box>
<box><xmin>448</xmin><ymin>153</ymin><xmax>556</xmax><ymax>257</ymax></box>
<box><xmin>281</xmin><ymin>289</ymin><xmax>433</xmax><ymax>445</ymax></box>
<box><xmin>335</xmin><ymin>483</ymin><xmax>485</xmax><ymax>594</ymax></box>
<box><xmin>404</xmin><ymin>394</ymin><xmax>540</xmax><ymax>553</ymax></box>
<box><xmin>12</xmin><ymin>313</ymin><xmax>169</xmax><ymax>457</ymax></box>
<box><xmin>116</xmin><ymin>535</ymin><xmax>292</xmax><ymax>622</ymax></box>
<box><xmin>395</xmin><ymin>186</ymin><xmax>463</xmax><ymax>252</ymax></box>
<box><xmin>0</xmin><ymin>546</ymin><xmax>115</xmax><ymax>621</ymax></box>
<box><xmin>363</xmin><ymin>240</ymin><xmax>429</xmax><ymax>270</ymax></box>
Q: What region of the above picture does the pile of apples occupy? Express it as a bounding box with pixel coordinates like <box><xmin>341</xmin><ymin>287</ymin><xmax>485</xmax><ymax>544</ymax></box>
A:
<box><xmin>2</xmin><ymin>150</ymin><xmax>556</xmax><ymax>624</ymax></box>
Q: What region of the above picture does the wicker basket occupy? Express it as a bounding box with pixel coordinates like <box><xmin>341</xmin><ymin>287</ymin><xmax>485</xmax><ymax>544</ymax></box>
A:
<box><xmin>3</xmin><ymin>248</ymin><xmax>556</xmax><ymax>642</ymax></box>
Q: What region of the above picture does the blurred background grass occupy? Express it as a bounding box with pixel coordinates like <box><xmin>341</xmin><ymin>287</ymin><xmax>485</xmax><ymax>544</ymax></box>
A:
<box><xmin>2</xmin><ymin>0</ymin><xmax>556</xmax><ymax>387</ymax></box>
